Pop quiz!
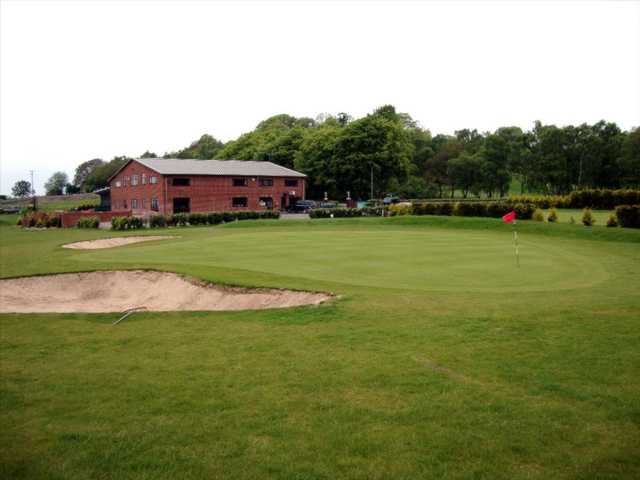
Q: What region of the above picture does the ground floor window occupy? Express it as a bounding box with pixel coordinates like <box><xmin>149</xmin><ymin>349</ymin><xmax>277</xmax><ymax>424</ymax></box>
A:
<box><xmin>173</xmin><ymin>197</ymin><xmax>190</xmax><ymax>213</ymax></box>
<box><xmin>123</xmin><ymin>200</ymin><xmax>127</xmax><ymax>209</ymax></box>
<box><xmin>259</xmin><ymin>197</ymin><xmax>273</xmax><ymax>209</ymax></box>
<box><xmin>151</xmin><ymin>198</ymin><xmax>159</xmax><ymax>211</ymax></box>
<box><xmin>232</xmin><ymin>197</ymin><xmax>248</xmax><ymax>208</ymax></box>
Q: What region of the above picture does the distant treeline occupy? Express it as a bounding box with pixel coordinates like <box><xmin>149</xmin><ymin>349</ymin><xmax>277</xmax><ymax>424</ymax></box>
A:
<box><xmin>69</xmin><ymin>105</ymin><xmax>639</xmax><ymax>200</ymax></box>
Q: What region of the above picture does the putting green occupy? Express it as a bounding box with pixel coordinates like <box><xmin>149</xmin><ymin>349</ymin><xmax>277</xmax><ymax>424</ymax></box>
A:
<box><xmin>74</xmin><ymin>227</ymin><xmax>609</xmax><ymax>293</ymax></box>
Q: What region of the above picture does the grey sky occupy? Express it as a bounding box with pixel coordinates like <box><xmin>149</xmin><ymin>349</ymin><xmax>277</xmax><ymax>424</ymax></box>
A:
<box><xmin>1</xmin><ymin>0</ymin><xmax>639</xmax><ymax>195</ymax></box>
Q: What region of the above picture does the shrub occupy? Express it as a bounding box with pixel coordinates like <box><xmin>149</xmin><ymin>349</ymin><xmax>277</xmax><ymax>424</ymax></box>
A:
<box><xmin>532</xmin><ymin>209</ymin><xmax>544</xmax><ymax>222</ymax></box>
<box><xmin>111</xmin><ymin>216</ymin><xmax>144</xmax><ymax>230</ymax></box>
<box><xmin>581</xmin><ymin>208</ymin><xmax>595</xmax><ymax>226</ymax></box>
<box><xmin>606</xmin><ymin>214</ymin><xmax>618</xmax><ymax>228</ymax></box>
<box><xmin>547</xmin><ymin>208</ymin><xmax>558</xmax><ymax>223</ymax></box>
<box><xmin>510</xmin><ymin>203</ymin><xmax>536</xmax><ymax>220</ymax></box>
<box><xmin>149</xmin><ymin>215</ymin><xmax>167</xmax><ymax>228</ymax></box>
<box><xmin>569</xmin><ymin>216</ymin><xmax>576</xmax><ymax>225</ymax></box>
<box><xmin>207</xmin><ymin>212</ymin><xmax>224</xmax><ymax>225</ymax></box>
<box><xmin>453</xmin><ymin>202</ymin><xmax>487</xmax><ymax>217</ymax></box>
<box><xmin>389</xmin><ymin>204</ymin><xmax>412</xmax><ymax>216</ymax></box>
<box><xmin>222</xmin><ymin>212</ymin><xmax>237</xmax><ymax>222</ymax></box>
<box><xmin>18</xmin><ymin>211</ymin><xmax>61</xmax><ymax>228</ymax></box>
<box><xmin>188</xmin><ymin>213</ymin><xmax>207</xmax><ymax>225</ymax></box>
<box><xmin>77</xmin><ymin>216</ymin><xmax>100</xmax><ymax>228</ymax></box>
<box><xmin>615</xmin><ymin>205</ymin><xmax>640</xmax><ymax>228</ymax></box>
<box><xmin>171</xmin><ymin>213</ymin><xmax>188</xmax><ymax>226</ymax></box>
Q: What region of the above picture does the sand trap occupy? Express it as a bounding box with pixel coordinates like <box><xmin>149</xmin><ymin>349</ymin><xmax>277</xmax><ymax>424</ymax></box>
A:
<box><xmin>0</xmin><ymin>270</ymin><xmax>332</xmax><ymax>313</ymax></box>
<box><xmin>62</xmin><ymin>236</ymin><xmax>177</xmax><ymax>250</ymax></box>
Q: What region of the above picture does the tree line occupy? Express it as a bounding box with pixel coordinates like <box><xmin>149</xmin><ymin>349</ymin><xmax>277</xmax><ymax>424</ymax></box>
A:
<box><xmin>15</xmin><ymin>105</ymin><xmax>640</xmax><ymax>200</ymax></box>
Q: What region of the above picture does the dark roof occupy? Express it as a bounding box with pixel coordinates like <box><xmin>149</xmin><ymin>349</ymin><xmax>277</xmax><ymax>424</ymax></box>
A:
<box><xmin>108</xmin><ymin>158</ymin><xmax>306</xmax><ymax>182</ymax></box>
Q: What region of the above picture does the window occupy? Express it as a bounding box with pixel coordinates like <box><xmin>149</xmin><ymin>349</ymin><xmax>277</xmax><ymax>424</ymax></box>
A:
<box><xmin>124</xmin><ymin>176</ymin><xmax>130</xmax><ymax>187</ymax></box>
<box><xmin>142</xmin><ymin>199</ymin><xmax>147</xmax><ymax>209</ymax></box>
<box><xmin>141</xmin><ymin>174</ymin><xmax>147</xmax><ymax>185</ymax></box>
<box><xmin>131</xmin><ymin>175</ymin><xmax>139</xmax><ymax>186</ymax></box>
<box><xmin>131</xmin><ymin>199</ymin><xmax>138</xmax><ymax>209</ymax></box>
<box><xmin>115</xmin><ymin>180</ymin><xmax>122</xmax><ymax>188</ymax></box>
<box><xmin>172</xmin><ymin>178</ymin><xmax>191</xmax><ymax>186</ymax></box>
<box><xmin>285</xmin><ymin>179</ymin><xmax>298</xmax><ymax>187</ymax></box>
<box><xmin>123</xmin><ymin>200</ymin><xmax>128</xmax><ymax>209</ymax></box>
<box><xmin>150</xmin><ymin>176</ymin><xmax>158</xmax><ymax>184</ymax></box>
<box><xmin>259</xmin><ymin>178</ymin><xmax>273</xmax><ymax>187</ymax></box>
<box><xmin>259</xmin><ymin>197</ymin><xmax>273</xmax><ymax>209</ymax></box>
<box><xmin>233</xmin><ymin>178</ymin><xmax>248</xmax><ymax>187</ymax></box>
<box><xmin>151</xmin><ymin>198</ymin><xmax>159</xmax><ymax>211</ymax></box>
<box><xmin>232</xmin><ymin>197</ymin><xmax>248</xmax><ymax>208</ymax></box>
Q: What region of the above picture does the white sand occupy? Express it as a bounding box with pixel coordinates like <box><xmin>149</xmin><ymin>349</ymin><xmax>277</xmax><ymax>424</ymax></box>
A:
<box><xmin>62</xmin><ymin>236</ymin><xmax>177</xmax><ymax>250</ymax></box>
<box><xmin>0</xmin><ymin>270</ymin><xmax>332</xmax><ymax>313</ymax></box>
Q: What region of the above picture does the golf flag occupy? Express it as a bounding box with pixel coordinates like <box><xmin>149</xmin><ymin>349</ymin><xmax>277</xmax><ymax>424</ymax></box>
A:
<box><xmin>502</xmin><ymin>211</ymin><xmax>517</xmax><ymax>224</ymax></box>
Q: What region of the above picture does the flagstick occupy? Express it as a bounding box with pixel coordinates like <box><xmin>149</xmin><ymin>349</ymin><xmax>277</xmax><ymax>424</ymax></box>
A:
<box><xmin>513</xmin><ymin>220</ymin><xmax>520</xmax><ymax>268</ymax></box>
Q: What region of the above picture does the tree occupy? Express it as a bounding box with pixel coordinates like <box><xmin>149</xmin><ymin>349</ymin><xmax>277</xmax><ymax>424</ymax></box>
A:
<box><xmin>82</xmin><ymin>156</ymin><xmax>130</xmax><ymax>192</ymax></box>
<box><xmin>73</xmin><ymin>158</ymin><xmax>105</xmax><ymax>191</ymax></box>
<box><xmin>166</xmin><ymin>134</ymin><xmax>224</xmax><ymax>159</ymax></box>
<box><xmin>65</xmin><ymin>183</ymin><xmax>81</xmax><ymax>194</ymax></box>
<box><xmin>140</xmin><ymin>150</ymin><xmax>158</xmax><ymax>158</ymax></box>
<box><xmin>12</xmin><ymin>180</ymin><xmax>32</xmax><ymax>198</ymax></box>
<box><xmin>447</xmin><ymin>152</ymin><xmax>483</xmax><ymax>198</ymax></box>
<box><xmin>619</xmin><ymin>127</ymin><xmax>640</xmax><ymax>187</ymax></box>
<box><xmin>44</xmin><ymin>172</ymin><xmax>69</xmax><ymax>195</ymax></box>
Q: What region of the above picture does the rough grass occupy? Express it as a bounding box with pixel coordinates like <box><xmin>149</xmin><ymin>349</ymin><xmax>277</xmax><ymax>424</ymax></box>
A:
<box><xmin>1</xmin><ymin>216</ymin><xmax>639</xmax><ymax>479</ymax></box>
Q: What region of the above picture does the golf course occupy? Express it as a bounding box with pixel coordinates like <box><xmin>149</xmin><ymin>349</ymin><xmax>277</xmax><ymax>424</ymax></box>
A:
<box><xmin>1</xmin><ymin>215</ymin><xmax>639</xmax><ymax>479</ymax></box>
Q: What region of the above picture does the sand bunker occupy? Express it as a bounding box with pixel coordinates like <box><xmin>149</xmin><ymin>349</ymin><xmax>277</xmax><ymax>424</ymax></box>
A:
<box><xmin>62</xmin><ymin>236</ymin><xmax>177</xmax><ymax>250</ymax></box>
<box><xmin>0</xmin><ymin>270</ymin><xmax>332</xmax><ymax>313</ymax></box>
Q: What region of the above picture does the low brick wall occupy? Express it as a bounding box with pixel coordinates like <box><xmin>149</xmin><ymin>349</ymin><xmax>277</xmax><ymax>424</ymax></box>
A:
<box><xmin>60</xmin><ymin>210</ymin><xmax>132</xmax><ymax>228</ymax></box>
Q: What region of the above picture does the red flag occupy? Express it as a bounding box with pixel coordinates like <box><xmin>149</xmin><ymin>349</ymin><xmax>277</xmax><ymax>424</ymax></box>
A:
<box><xmin>502</xmin><ymin>211</ymin><xmax>516</xmax><ymax>223</ymax></box>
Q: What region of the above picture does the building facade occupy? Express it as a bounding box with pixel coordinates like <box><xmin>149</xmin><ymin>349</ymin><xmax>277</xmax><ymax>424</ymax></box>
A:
<box><xmin>108</xmin><ymin>158</ymin><xmax>306</xmax><ymax>215</ymax></box>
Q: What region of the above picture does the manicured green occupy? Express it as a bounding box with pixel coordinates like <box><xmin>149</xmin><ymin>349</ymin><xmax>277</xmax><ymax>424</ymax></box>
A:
<box><xmin>1</xmin><ymin>216</ymin><xmax>639</xmax><ymax>479</ymax></box>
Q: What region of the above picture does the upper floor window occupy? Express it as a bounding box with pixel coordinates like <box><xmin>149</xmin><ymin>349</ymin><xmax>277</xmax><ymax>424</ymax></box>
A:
<box><xmin>285</xmin><ymin>179</ymin><xmax>298</xmax><ymax>187</ymax></box>
<box><xmin>259</xmin><ymin>178</ymin><xmax>273</xmax><ymax>187</ymax></box>
<box><xmin>115</xmin><ymin>180</ymin><xmax>122</xmax><ymax>188</ymax></box>
<box><xmin>233</xmin><ymin>178</ymin><xmax>248</xmax><ymax>187</ymax></box>
<box><xmin>141</xmin><ymin>174</ymin><xmax>147</xmax><ymax>185</ymax></box>
<box><xmin>150</xmin><ymin>176</ymin><xmax>158</xmax><ymax>184</ymax></box>
<box><xmin>131</xmin><ymin>175</ymin><xmax>139</xmax><ymax>186</ymax></box>
<box><xmin>172</xmin><ymin>178</ymin><xmax>191</xmax><ymax>186</ymax></box>
<box><xmin>124</xmin><ymin>176</ymin><xmax>130</xmax><ymax>187</ymax></box>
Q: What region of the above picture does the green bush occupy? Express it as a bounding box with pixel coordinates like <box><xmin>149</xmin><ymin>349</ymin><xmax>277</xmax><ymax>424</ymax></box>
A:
<box><xmin>581</xmin><ymin>208</ymin><xmax>595</xmax><ymax>227</ymax></box>
<box><xmin>532</xmin><ymin>209</ymin><xmax>544</xmax><ymax>222</ymax></box>
<box><xmin>569</xmin><ymin>216</ymin><xmax>576</xmax><ymax>225</ymax></box>
<box><xmin>389</xmin><ymin>204</ymin><xmax>412</xmax><ymax>216</ymax></box>
<box><xmin>222</xmin><ymin>212</ymin><xmax>237</xmax><ymax>222</ymax></box>
<box><xmin>207</xmin><ymin>212</ymin><xmax>224</xmax><ymax>225</ymax></box>
<box><xmin>149</xmin><ymin>215</ymin><xmax>167</xmax><ymax>228</ymax></box>
<box><xmin>453</xmin><ymin>202</ymin><xmax>487</xmax><ymax>217</ymax></box>
<box><xmin>615</xmin><ymin>205</ymin><xmax>640</xmax><ymax>228</ymax></box>
<box><xmin>547</xmin><ymin>208</ymin><xmax>558</xmax><ymax>223</ymax></box>
<box><xmin>171</xmin><ymin>213</ymin><xmax>188</xmax><ymax>226</ymax></box>
<box><xmin>606</xmin><ymin>214</ymin><xmax>618</xmax><ymax>228</ymax></box>
<box><xmin>188</xmin><ymin>213</ymin><xmax>207</xmax><ymax>225</ymax></box>
<box><xmin>77</xmin><ymin>216</ymin><xmax>100</xmax><ymax>228</ymax></box>
<box><xmin>111</xmin><ymin>216</ymin><xmax>144</xmax><ymax>230</ymax></box>
<box><xmin>18</xmin><ymin>211</ymin><xmax>61</xmax><ymax>228</ymax></box>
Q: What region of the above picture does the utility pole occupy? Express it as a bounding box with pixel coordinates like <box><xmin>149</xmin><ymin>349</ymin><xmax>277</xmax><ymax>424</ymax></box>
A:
<box><xmin>370</xmin><ymin>164</ymin><xmax>374</xmax><ymax>200</ymax></box>
<box><xmin>30</xmin><ymin>170</ymin><xmax>37</xmax><ymax>210</ymax></box>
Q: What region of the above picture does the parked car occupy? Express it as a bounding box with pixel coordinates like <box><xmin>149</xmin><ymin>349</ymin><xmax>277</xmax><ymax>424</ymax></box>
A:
<box><xmin>318</xmin><ymin>201</ymin><xmax>338</xmax><ymax>209</ymax></box>
<box><xmin>290</xmin><ymin>200</ymin><xmax>316</xmax><ymax>213</ymax></box>
<box><xmin>383</xmin><ymin>194</ymin><xmax>400</xmax><ymax>205</ymax></box>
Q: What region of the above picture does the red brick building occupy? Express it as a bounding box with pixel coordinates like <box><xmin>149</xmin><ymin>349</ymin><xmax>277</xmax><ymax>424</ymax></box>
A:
<box><xmin>107</xmin><ymin>158</ymin><xmax>306</xmax><ymax>214</ymax></box>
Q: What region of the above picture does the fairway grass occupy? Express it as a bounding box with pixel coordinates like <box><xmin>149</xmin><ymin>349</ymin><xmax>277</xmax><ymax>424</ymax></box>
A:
<box><xmin>1</xmin><ymin>216</ymin><xmax>639</xmax><ymax>479</ymax></box>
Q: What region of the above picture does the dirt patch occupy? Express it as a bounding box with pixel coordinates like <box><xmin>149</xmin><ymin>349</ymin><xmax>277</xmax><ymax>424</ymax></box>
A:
<box><xmin>62</xmin><ymin>236</ymin><xmax>177</xmax><ymax>250</ymax></box>
<box><xmin>0</xmin><ymin>270</ymin><xmax>332</xmax><ymax>313</ymax></box>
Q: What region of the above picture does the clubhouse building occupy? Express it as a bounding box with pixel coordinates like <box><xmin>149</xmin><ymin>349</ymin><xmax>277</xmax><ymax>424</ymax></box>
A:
<box><xmin>107</xmin><ymin>158</ymin><xmax>307</xmax><ymax>214</ymax></box>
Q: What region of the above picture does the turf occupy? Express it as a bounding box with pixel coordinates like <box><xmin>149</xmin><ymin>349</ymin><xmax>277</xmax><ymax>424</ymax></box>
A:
<box><xmin>1</xmin><ymin>216</ymin><xmax>639</xmax><ymax>479</ymax></box>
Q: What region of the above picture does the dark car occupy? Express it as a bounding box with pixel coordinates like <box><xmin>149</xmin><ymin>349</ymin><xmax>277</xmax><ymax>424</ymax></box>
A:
<box><xmin>290</xmin><ymin>200</ymin><xmax>317</xmax><ymax>213</ymax></box>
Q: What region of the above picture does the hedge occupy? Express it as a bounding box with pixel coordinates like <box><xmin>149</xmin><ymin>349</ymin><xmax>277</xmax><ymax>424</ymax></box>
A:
<box><xmin>111</xmin><ymin>216</ymin><xmax>144</xmax><ymax>230</ymax></box>
<box><xmin>76</xmin><ymin>216</ymin><xmax>100</xmax><ymax>228</ymax></box>
<box><xmin>615</xmin><ymin>205</ymin><xmax>640</xmax><ymax>229</ymax></box>
<box><xmin>148</xmin><ymin>210</ymin><xmax>280</xmax><ymax>228</ymax></box>
<box><xmin>309</xmin><ymin>207</ymin><xmax>386</xmax><ymax>218</ymax></box>
<box><xmin>508</xmin><ymin>189</ymin><xmax>640</xmax><ymax>210</ymax></box>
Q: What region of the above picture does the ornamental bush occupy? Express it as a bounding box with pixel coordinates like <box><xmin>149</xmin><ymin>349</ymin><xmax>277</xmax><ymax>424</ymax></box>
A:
<box><xmin>17</xmin><ymin>211</ymin><xmax>61</xmax><ymax>228</ymax></box>
<box><xmin>581</xmin><ymin>208</ymin><xmax>595</xmax><ymax>227</ymax></box>
<box><xmin>547</xmin><ymin>208</ymin><xmax>558</xmax><ymax>223</ymax></box>
<box><xmin>606</xmin><ymin>214</ymin><xmax>618</xmax><ymax>228</ymax></box>
<box><xmin>615</xmin><ymin>205</ymin><xmax>640</xmax><ymax>228</ymax></box>
<box><xmin>389</xmin><ymin>204</ymin><xmax>412</xmax><ymax>216</ymax></box>
<box><xmin>532</xmin><ymin>209</ymin><xmax>544</xmax><ymax>222</ymax></box>
<box><xmin>77</xmin><ymin>216</ymin><xmax>100</xmax><ymax>228</ymax></box>
<box><xmin>111</xmin><ymin>216</ymin><xmax>144</xmax><ymax>230</ymax></box>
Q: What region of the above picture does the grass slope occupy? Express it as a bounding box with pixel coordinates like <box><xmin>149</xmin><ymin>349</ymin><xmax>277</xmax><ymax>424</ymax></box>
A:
<box><xmin>1</xmin><ymin>217</ymin><xmax>639</xmax><ymax>479</ymax></box>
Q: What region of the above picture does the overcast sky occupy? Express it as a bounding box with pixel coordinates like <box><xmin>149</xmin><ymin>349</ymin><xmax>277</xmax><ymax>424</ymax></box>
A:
<box><xmin>1</xmin><ymin>0</ymin><xmax>639</xmax><ymax>195</ymax></box>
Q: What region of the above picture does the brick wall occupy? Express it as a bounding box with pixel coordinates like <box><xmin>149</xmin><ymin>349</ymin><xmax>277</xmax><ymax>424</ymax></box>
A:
<box><xmin>109</xmin><ymin>160</ymin><xmax>306</xmax><ymax>214</ymax></box>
